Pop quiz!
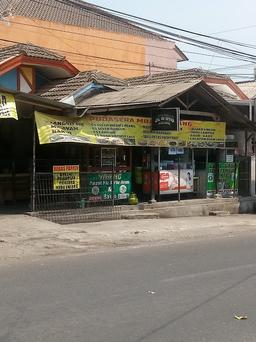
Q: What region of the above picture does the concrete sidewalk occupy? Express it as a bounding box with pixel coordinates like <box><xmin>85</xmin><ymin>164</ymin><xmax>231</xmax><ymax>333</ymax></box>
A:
<box><xmin>32</xmin><ymin>197</ymin><xmax>256</xmax><ymax>224</ymax></box>
<box><xmin>0</xmin><ymin>213</ymin><xmax>256</xmax><ymax>264</ymax></box>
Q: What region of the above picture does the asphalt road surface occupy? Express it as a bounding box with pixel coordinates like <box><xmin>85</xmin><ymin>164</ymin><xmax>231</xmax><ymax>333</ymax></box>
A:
<box><xmin>1</xmin><ymin>232</ymin><xmax>256</xmax><ymax>342</ymax></box>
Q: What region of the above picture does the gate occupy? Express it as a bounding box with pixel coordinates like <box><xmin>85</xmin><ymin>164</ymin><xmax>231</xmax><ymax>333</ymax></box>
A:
<box><xmin>34</xmin><ymin>160</ymin><xmax>123</xmax><ymax>224</ymax></box>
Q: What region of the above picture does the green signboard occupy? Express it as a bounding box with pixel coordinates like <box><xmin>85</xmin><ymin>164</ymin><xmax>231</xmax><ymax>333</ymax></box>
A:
<box><xmin>207</xmin><ymin>162</ymin><xmax>239</xmax><ymax>197</ymax></box>
<box><xmin>87</xmin><ymin>172</ymin><xmax>131</xmax><ymax>201</ymax></box>
<box><xmin>217</xmin><ymin>162</ymin><xmax>239</xmax><ymax>196</ymax></box>
<box><xmin>207</xmin><ymin>162</ymin><xmax>217</xmax><ymax>197</ymax></box>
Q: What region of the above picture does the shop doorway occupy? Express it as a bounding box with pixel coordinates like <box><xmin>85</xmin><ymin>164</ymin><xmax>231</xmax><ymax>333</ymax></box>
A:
<box><xmin>0</xmin><ymin>119</ymin><xmax>32</xmax><ymax>212</ymax></box>
<box><xmin>193</xmin><ymin>149</ymin><xmax>218</xmax><ymax>198</ymax></box>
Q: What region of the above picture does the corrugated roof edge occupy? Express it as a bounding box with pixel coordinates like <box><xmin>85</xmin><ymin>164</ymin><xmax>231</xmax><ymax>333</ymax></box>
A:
<box><xmin>0</xmin><ymin>87</ymin><xmax>74</xmax><ymax>110</ymax></box>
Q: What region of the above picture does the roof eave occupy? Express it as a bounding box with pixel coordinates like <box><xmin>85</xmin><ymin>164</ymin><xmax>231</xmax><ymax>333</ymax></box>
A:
<box><xmin>0</xmin><ymin>54</ymin><xmax>79</xmax><ymax>77</ymax></box>
<box><xmin>0</xmin><ymin>87</ymin><xmax>75</xmax><ymax>112</ymax></box>
<box><xmin>174</xmin><ymin>45</ymin><xmax>188</xmax><ymax>62</ymax></box>
<box><xmin>78</xmin><ymin>102</ymin><xmax>159</xmax><ymax>114</ymax></box>
<box><xmin>197</xmin><ymin>82</ymin><xmax>256</xmax><ymax>130</ymax></box>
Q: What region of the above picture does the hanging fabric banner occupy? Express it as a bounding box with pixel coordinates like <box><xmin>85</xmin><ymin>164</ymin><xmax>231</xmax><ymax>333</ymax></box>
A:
<box><xmin>35</xmin><ymin>111</ymin><xmax>226</xmax><ymax>148</ymax></box>
<box><xmin>0</xmin><ymin>92</ymin><xmax>18</xmax><ymax>120</ymax></box>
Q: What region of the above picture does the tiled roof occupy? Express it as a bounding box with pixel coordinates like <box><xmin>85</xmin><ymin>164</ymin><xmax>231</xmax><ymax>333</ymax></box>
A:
<box><xmin>126</xmin><ymin>69</ymin><xmax>243</xmax><ymax>101</ymax></box>
<box><xmin>126</xmin><ymin>68</ymin><xmax>229</xmax><ymax>86</ymax></box>
<box><xmin>0</xmin><ymin>0</ymin><xmax>161</xmax><ymax>39</ymax></box>
<box><xmin>39</xmin><ymin>70</ymin><xmax>126</xmax><ymax>101</ymax></box>
<box><xmin>236</xmin><ymin>80</ymin><xmax>256</xmax><ymax>99</ymax></box>
<box><xmin>0</xmin><ymin>43</ymin><xmax>64</xmax><ymax>63</ymax></box>
<box><xmin>39</xmin><ymin>68</ymin><xmax>242</xmax><ymax>102</ymax></box>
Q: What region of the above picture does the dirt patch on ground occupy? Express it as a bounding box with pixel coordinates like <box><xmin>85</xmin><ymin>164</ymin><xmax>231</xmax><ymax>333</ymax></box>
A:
<box><xmin>0</xmin><ymin>214</ymin><xmax>256</xmax><ymax>264</ymax></box>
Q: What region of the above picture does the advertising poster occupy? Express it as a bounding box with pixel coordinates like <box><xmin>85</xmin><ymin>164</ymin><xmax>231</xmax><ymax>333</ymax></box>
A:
<box><xmin>53</xmin><ymin>165</ymin><xmax>80</xmax><ymax>191</ymax></box>
<box><xmin>0</xmin><ymin>92</ymin><xmax>18</xmax><ymax>120</ymax></box>
<box><xmin>217</xmin><ymin>162</ymin><xmax>239</xmax><ymax>196</ymax></box>
<box><xmin>35</xmin><ymin>112</ymin><xmax>226</xmax><ymax>148</ymax></box>
<box><xmin>87</xmin><ymin>172</ymin><xmax>131</xmax><ymax>201</ymax></box>
<box><xmin>159</xmin><ymin>169</ymin><xmax>193</xmax><ymax>194</ymax></box>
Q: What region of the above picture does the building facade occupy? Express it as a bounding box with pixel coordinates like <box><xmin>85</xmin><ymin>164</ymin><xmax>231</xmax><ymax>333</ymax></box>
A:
<box><xmin>0</xmin><ymin>0</ymin><xmax>186</xmax><ymax>78</ymax></box>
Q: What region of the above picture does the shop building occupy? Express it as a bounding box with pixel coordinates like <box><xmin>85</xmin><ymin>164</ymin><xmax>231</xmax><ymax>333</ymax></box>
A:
<box><xmin>1</xmin><ymin>43</ymin><xmax>255</xmax><ymax>218</ymax></box>
<box><xmin>0</xmin><ymin>43</ymin><xmax>77</xmax><ymax>210</ymax></box>
<box><xmin>0</xmin><ymin>0</ymin><xmax>186</xmax><ymax>78</ymax></box>
<box><xmin>35</xmin><ymin>80</ymin><xmax>255</xmax><ymax>210</ymax></box>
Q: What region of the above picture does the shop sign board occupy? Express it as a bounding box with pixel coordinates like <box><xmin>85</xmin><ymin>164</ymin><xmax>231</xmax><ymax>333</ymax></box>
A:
<box><xmin>0</xmin><ymin>92</ymin><xmax>18</xmax><ymax>120</ymax></box>
<box><xmin>35</xmin><ymin>112</ymin><xmax>226</xmax><ymax>149</ymax></box>
<box><xmin>53</xmin><ymin>165</ymin><xmax>80</xmax><ymax>191</ymax></box>
<box><xmin>159</xmin><ymin>169</ymin><xmax>193</xmax><ymax>194</ymax></box>
<box><xmin>87</xmin><ymin>172</ymin><xmax>131</xmax><ymax>201</ymax></box>
<box><xmin>217</xmin><ymin>162</ymin><xmax>239</xmax><ymax>196</ymax></box>
<box><xmin>152</xmin><ymin>108</ymin><xmax>179</xmax><ymax>131</ymax></box>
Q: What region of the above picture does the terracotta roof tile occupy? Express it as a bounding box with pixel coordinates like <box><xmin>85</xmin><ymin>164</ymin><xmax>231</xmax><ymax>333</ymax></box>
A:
<box><xmin>125</xmin><ymin>69</ymin><xmax>242</xmax><ymax>101</ymax></box>
<box><xmin>0</xmin><ymin>43</ymin><xmax>64</xmax><ymax>62</ymax></box>
<box><xmin>38</xmin><ymin>70</ymin><xmax>126</xmax><ymax>101</ymax></box>
<box><xmin>126</xmin><ymin>68</ymin><xmax>229</xmax><ymax>86</ymax></box>
<box><xmin>236</xmin><ymin>80</ymin><xmax>256</xmax><ymax>99</ymax></box>
<box><xmin>0</xmin><ymin>0</ymin><xmax>161</xmax><ymax>39</ymax></box>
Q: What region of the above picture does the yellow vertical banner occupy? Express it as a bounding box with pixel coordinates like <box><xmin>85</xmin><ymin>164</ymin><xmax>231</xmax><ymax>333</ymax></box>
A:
<box><xmin>0</xmin><ymin>92</ymin><xmax>18</xmax><ymax>120</ymax></box>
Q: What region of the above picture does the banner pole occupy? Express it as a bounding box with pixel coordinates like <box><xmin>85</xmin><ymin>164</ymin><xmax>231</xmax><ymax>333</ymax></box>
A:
<box><xmin>205</xmin><ymin>149</ymin><xmax>209</xmax><ymax>198</ymax></box>
<box><xmin>111</xmin><ymin>158</ymin><xmax>115</xmax><ymax>207</ymax></box>
<box><xmin>150</xmin><ymin>148</ymin><xmax>156</xmax><ymax>202</ymax></box>
<box><xmin>158</xmin><ymin>147</ymin><xmax>161</xmax><ymax>201</ymax></box>
<box><xmin>178</xmin><ymin>154</ymin><xmax>181</xmax><ymax>202</ymax></box>
<box><xmin>31</xmin><ymin>115</ymin><xmax>36</xmax><ymax>212</ymax></box>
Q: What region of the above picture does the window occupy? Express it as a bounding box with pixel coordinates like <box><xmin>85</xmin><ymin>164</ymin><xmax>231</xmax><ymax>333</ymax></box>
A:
<box><xmin>101</xmin><ymin>148</ymin><xmax>116</xmax><ymax>167</ymax></box>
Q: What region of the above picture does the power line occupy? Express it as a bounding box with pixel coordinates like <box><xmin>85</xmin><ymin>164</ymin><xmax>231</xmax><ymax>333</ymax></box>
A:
<box><xmin>210</xmin><ymin>63</ymin><xmax>255</xmax><ymax>72</ymax></box>
<box><xmin>213</xmin><ymin>25</ymin><xmax>256</xmax><ymax>35</ymax></box>
<box><xmin>6</xmin><ymin>0</ymin><xmax>256</xmax><ymax>56</ymax></box>
<box><xmin>0</xmin><ymin>37</ymin><xmax>179</xmax><ymax>73</ymax></box>
<box><xmin>1</xmin><ymin>36</ymin><xmax>253</xmax><ymax>75</ymax></box>
<box><xmin>46</xmin><ymin>0</ymin><xmax>256</xmax><ymax>63</ymax></box>
<box><xmin>6</xmin><ymin>19</ymin><xmax>181</xmax><ymax>61</ymax></box>
<box><xmin>63</xmin><ymin>0</ymin><xmax>256</xmax><ymax>50</ymax></box>
<box><xmin>123</xmin><ymin>20</ymin><xmax>256</xmax><ymax>61</ymax></box>
<box><xmin>2</xmin><ymin>0</ymin><xmax>253</xmax><ymax>65</ymax></box>
<box><xmin>2</xmin><ymin>36</ymin><xmax>252</xmax><ymax>77</ymax></box>
<box><xmin>2</xmin><ymin>0</ymin><xmax>256</xmax><ymax>74</ymax></box>
<box><xmin>5</xmin><ymin>17</ymin><xmax>254</xmax><ymax>66</ymax></box>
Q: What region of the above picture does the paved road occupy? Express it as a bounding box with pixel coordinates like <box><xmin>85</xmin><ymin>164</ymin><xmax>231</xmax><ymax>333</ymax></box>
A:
<box><xmin>1</xmin><ymin>232</ymin><xmax>256</xmax><ymax>342</ymax></box>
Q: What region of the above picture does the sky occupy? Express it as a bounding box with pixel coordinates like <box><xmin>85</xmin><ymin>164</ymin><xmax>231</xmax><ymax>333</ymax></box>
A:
<box><xmin>85</xmin><ymin>0</ymin><xmax>256</xmax><ymax>81</ymax></box>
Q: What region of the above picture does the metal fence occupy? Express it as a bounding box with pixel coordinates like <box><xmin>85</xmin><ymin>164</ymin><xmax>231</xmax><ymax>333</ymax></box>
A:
<box><xmin>34</xmin><ymin>169</ymin><xmax>122</xmax><ymax>224</ymax></box>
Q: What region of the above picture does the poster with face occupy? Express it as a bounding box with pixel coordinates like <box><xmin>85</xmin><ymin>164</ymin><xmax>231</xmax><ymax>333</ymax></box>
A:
<box><xmin>159</xmin><ymin>169</ymin><xmax>193</xmax><ymax>194</ymax></box>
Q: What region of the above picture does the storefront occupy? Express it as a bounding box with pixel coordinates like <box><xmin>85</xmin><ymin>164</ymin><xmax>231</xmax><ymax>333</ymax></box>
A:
<box><xmin>1</xmin><ymin>84</ymin><xmax>252</xmax><ymax>213</ymax></box>
<box><xmin>86</xmin><ymin>145</ymin><xmax>132</xmax><ymax>202</ymax></box>
<box><xmin>0</xmin><ymin>90</ymin><xmax>74</xmax><ymax>211</ymax></box>
<box><xmin>34</xmin><ymin>110</ymin><xmax>235</xmax><ymax>206</ymax></box>
<box><xmin>132</xmin><ymin>146</ymin><xmax>239</xmax><ymax>201</ymax></box>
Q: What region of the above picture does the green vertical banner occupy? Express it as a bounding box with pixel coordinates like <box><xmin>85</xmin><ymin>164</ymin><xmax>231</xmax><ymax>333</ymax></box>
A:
<box><xmin>217</xmin><ymin>162</ymin><xmax>239</xmax><ymax>197</ymax></box>
<box><xmin>207</xmin><ymin>162</ymin><xmax>217</xmax><ymax>197</ymax></box>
